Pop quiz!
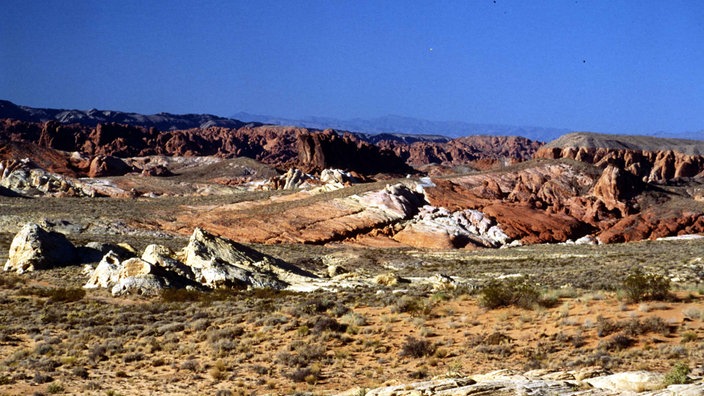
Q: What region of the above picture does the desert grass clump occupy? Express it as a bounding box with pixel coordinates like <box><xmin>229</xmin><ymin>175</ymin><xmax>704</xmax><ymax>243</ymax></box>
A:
<box><xmin>621</xmin><ymin>267</ymin><xmax>671</xmax><ymax>303</ymax></box>
<box><xmin>479</xmin><ymin>277</ymin><xmax>541</xmax><ymax>309</ymax></box>
<box><xmin>680</xmin><ymin>331</ymin><xmax>698</xmax><ymax>343</ymax></box>
<box><xmin>399</xmin><ymin>336</ymin><xmax>435</xmax><ymax>358</ymax></box>
<box><xmin>392</xmin><ymin>295</ymin><xmax>433</xmax><ymax>317</ymax></box>
<box><xmin>596</xmin><ymin>315</ymin><xmax>621</xmax><ymax>337</ymax></box>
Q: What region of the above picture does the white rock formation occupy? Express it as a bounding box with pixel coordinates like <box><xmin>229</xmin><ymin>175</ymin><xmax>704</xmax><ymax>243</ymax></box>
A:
<box><xmin>585</xmin><ymin>371</ymin><xmax>665</xmax><ymax>392</ymax></box>
<box><xmin>0</xmin><ymin>159</ymin><xmax>86</xmax><ymax>197</ymax></box>
<box><xmin>337</xmin><ymin>369</ymin><xmax>704</xmax><ymax>396</ymax></box>
<box><xmin>396</xmin><ymin>205</ymin><xmax>511</xmax><ymax>248</ymax></box>
<box><xmin>4</xmin><ymin>223</ymin><xmax>77</xmax><ymax>273</ymax></box>
<box><xmin>320</xmin><ymin>168</ymin><xmax>356</xmax><ymax>184</ymax></box>
<box><xmin>84</xmin><ymin>253</ymin><xmax>173</xmax><ymax>296</ymax></box>
<box><xmin>181</xmin><ymin>228</ymin><xmax>315</xmax><ymax>289</ymax></box>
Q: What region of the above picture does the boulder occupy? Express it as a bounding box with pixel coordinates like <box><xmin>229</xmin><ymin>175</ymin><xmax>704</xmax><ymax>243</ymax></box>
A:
<box><xmin>87</xmin><ymin>155</ymin><xmax>133</xmax><ymax>177</ymax></box>
<box><xmin>320</xmin><ymin>168</ymin><xmax>356</xmax><ymax>184</ymax></box>
<box><xmin>84</xmin><ymin>253</ymin><xmax>178</xmax><ymax>296</ymax></box>
<box><xmin>4</xmin><ymin>223</ymin><xmax>77</xmax><ymax>273</ymax></box>
<box><xmin>83</xmin><ymin>251</ymin><xmax>122</xmax><ymax>289</ymax></box>
<box><xmin>142</xmin><ymin>244</ymin><xmax>194</xmax><ymax>280</ymax></box>
<box><xmin>585</xmin><ymin>371</ymin><xmax>665</xmax><ymax>392</ymax></box>
<box><xmin>182</xmin><ymin>227</ymin><xmax>308</xmax><ymax>289</ymax></box>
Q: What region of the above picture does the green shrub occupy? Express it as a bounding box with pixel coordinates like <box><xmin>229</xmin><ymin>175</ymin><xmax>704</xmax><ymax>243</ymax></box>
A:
<box><xmin>479</xmin><ymin>276</ymin><xmax>541</xmax><ymax>309</ymax></box>
<box><xmin>622</xmin><ymin>267</ymin><xmax>671</xmax><ymax>303</ymax></box>
<box><xmin>663</xmin><ymin>361</ymin><xmax>690</xmax><ymax>385</ymax></box>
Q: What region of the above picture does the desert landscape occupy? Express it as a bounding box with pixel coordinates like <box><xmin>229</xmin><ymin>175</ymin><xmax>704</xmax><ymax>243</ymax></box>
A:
<box><xmin>0</xmin><ymin>101</ymin><xmax>702</xmax><ymax>395</ymax></box>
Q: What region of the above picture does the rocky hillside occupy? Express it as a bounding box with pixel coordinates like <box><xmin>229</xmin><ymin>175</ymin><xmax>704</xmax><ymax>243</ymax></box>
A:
<box><xmin>536</xmin><ymin>132</ymin><xmax>704</xmax><ymax>182</ymax></box>
<box><xmin>379</xmin><ymin>135</ymin><xmax>542</xmax><ymax>169</ymax></box>
<box><xmin>0</xmin><ymin>100</ymin><xmax>543</xmax><ymax>176</ymax></box>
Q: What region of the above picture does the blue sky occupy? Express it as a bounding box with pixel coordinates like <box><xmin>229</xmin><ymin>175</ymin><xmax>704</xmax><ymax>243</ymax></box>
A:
<box><xmin>1</xmin><ymin>0</ymin><xmax>703</xmax><ymax>135</ymax></box>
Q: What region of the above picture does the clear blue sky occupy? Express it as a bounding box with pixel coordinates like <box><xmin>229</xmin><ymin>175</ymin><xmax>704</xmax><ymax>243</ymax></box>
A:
<box><xmin>1</xmin><ymin>0</ymin><xmax>703</xmax><ymax>134</ymax></box>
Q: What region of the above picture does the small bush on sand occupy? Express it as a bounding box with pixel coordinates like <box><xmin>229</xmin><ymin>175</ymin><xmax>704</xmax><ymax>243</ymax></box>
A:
<box><xmin>399</xmin><ymin>336</ymin><xmax>435</xmax><ymax>358</ymax></box>
<box><xmin>479</xmin><ymin>277</ymin><xmax>541</xmax><ymax>309</ymax></box>
<box><xmin>622</xmin><ymin>267</ymin><xmax>671</xmax><ymax>303</ymax></box>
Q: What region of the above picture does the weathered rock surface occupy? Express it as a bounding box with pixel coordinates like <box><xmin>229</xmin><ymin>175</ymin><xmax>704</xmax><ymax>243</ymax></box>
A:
<box><xmin>297</xmin><ymin>129</ymin><xmax>413</xmax><ymax>174</ymax></box>
<box><xmin>338</xmin><ymin>369</ymin><xmax>704</xmax><ymax>396</ymax></box>
<box><xmin>83</xmin><ymin>228</ymin><xmax>317</xmax><ymax>295</ymax></box>
<box><xmin>167</xmin><ymin>183</ymin><xmax>426</xmax><ymax>245</ymax></box>
<box><xmin>536</xmin><ymin>132</ymin><xmax>704</xmax><ymax>183</ymax></box>
<box><xmin>394</xmin><ymin>206</ymin><xmax>511</xmax><ymax>249</ymax></box>
<box><xmin>379</xmin><ymin>135</ymin><xmax>543</xmax><ymax>169</ymax></box>
<box><xmin>181</xmin><ymin>227</ymin><xmax>291</xmax><ymax>289</ymax></box>
<box><xmin>87</xmin><ymin>155</ymin><xmax>133</xmax><ymax>177</ymax></box>
<box><xmin>424</xmin><ymin>161</ymin><xmax>704</xmax><ymax>244</ymax></box>
<box><xmin>3</xmin><ymin>223</ymin><xmax>77</xmax><ymax>273</ymax></box>
<box><xmin>0</xmin><ymin>158</ymin><xmax>87</xmax><ymax>197</ymax></box>
<box><xmin>585</xmin><ymin>371</ymin><xmax>665</xmax><ymax>393</ymax></box>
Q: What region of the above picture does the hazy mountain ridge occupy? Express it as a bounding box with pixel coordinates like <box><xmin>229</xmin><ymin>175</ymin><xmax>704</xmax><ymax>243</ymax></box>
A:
<box><xmin>0</xmin><ymin>100</ymin><xmax>250</xmax><ymax>131</ymax></box>
<box><xmin>2</xmin><ymin>100</ymin><xmax>700</xmax><ymax>143</ymax></box>
<box><xmin>232</xmin><ymin>112</ymin><xmax>573</xmax><ymax>142</ymax></box>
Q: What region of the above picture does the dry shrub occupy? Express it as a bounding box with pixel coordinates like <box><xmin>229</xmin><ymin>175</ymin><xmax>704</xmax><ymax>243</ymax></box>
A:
<box><xmin>479</xmin><ymin>277</ymin><xmax>541</xmax><ymax>309</ymax></box>
<box><xmin>400</xmin><ymin>336</ymin><xmax>435</xmax><ymax>358</ymax></box>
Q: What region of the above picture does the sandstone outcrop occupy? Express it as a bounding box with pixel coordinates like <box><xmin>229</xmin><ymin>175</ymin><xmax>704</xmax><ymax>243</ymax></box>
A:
<box><xmin>423</xmin><ymin>159</ymin><xmax>704</xmax><ymax>244</ymax></box>
<box><xmin>536</xmin><ymin>132</ymin><xmax>704</xmax><ymax>183</ymax></box>
<box><xmin>379</xmin><ymin>135</ymin><xmax>543</xmax><ymax>169</ymax></box>
<box><xmin>82</xmin><ymin>228</ymin><xmax>317</xmax><ymax>295</ymax></box>
<box><xmin>338</xmin><ymin>369</ymin><xmax>704</xmax><ymax>396</ymax></box>
<box><xmin>3</xmin><ymin>116</ymin><xmax>541</xmax><ymax>178</ymax></box>
<box><xmin>4</xmin><ymin>223</ymin><xmax>77</xmax><ymax>273</ymax></box>
<box><xmin>87</xmin><ymin>155</ymin><xmax>133</xmax><ymax>177</ymax></box>
<box><xmin>393</xmin><ymin>206</ymin><xmax>511</xmax><ymax>249</ymax></box>
<box><xmin>0</xmin><ymin>158</ymin><xmax>87</xmax><ymax>197</ymax></box>
<box><xmin>83</xmin><ymin>252</ymin><xmax>174</xmax><ymax>296</ymax></box>
<box><xmin>297</xmin><ymin>130</ymin><xmax>413</xmax><ymax>174</ymax></box>
<box><xmin>169</xmin><ymin>183</ymin><xmax>426</xmax><ymax>245</ymax></box>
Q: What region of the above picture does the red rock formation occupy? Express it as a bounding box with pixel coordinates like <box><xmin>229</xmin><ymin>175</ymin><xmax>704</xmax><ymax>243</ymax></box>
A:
<box><xmin>379</xmin><ymin>135</ymin><xmax>542</xmax><ymax>169</ymax></box>
<box><xmin>535</xmin><ymin>146</ymin><xmax>704</xmax><ymax>183</ymax></box>
<box><xmin>0</xmin><ymin>141</ymin><xmax>79</xmax><ymax>177</ymax></box>
<box><xmin>590</xmin><ymin>165</ymin><xmax>644</xmax><ymax>217</ymax></box>
<box><xmin>297</xmin><ymin>130</ymin><xmax>413</xmax><ymax>174</ymax></box>
<box><xmin>87</xmin><ymin>155</ymin><xmax>134</xmax><ymax>178</ymax></box>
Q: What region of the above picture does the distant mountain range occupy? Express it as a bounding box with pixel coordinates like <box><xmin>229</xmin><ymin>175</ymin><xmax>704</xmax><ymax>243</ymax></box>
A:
<box><xmin>0</xmin><ymin>100</ymin><xmax>249</xmax><ymax>131</ymax></box>
<box><xmin>231</xmin><ymin>112</ymin><xmax>574</xmax><ymax>142</ymax></box>
<box><xmin>1</xmin><ymin>100</ymin><xmax>700</xmax><ymax>142</ymax></box>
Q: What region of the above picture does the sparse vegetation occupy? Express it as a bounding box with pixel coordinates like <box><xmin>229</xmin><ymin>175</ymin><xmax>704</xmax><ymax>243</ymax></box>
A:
<box><xmin>621</xmin><ymin>267</ymin><xmax>671</xmax><ymax>303</ymax></box>
<box><xmin>0</xmin><ymin>231</ymin><xmax>702</xmax><ymax>394</ymax></box>
<box><xmin>478</xmin><ymin>276</ymin><xmax>542</xmax><ymax>309</ymax></box>
<box><xmin>400</xmin><ymin>336</ymin><xmax>435</xmax><ymax>358</ymax></box>
<box><xmin>663</xmin><ymin>361</ymin><xmax>691</xmax><ymax>385</ymax></box>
